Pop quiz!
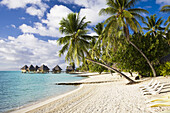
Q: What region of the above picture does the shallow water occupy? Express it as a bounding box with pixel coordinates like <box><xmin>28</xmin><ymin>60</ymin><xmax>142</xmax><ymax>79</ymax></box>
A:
<box><xmin>0</xmin><ymin>71</ymin><xmax>84</xmax><ymax>112</ymax></box>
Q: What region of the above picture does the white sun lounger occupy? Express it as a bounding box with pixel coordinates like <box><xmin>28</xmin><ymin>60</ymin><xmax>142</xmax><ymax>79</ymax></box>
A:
<box><xmin>141</xmin><ymin>80</ymin><xmax>157</xmax><ymax>91</ymax></box>
<box><xmin>143</xmin><ymin>84</ymin><xmax>164</xmax><ymax>95</ymax></box>
<box><xmin>148</xmin><ymin>101</ymin><xmax>170</xmax><ymax>107</ymax></box>
<box><xmin>143</xmin><ymin>81</ymin><xmax>160</xmax><ymax>92</ymax></box>
<box><xmin>139</xmin><ymin>79</ymin><xmax>153</xmax><ymax>88</ymax></box>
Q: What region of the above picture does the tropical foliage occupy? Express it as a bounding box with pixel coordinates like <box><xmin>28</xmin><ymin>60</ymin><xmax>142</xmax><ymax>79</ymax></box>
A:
<box><xmin>57</xmin><ymin>1</ymin><xmax>170</xmax><ymax>84</ymax></box>
<box><xmin>143</xmin><ymin>14</ymin><xmax>165</xmax><ymax>36</ymax></box>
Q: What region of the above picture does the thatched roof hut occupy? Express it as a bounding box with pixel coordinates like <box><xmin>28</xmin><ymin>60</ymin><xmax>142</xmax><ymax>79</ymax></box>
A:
<box><xmin>66</xmin><ymin>66</ymin><xmax>74</xmax><ymax>73</ymax></box>
<box><xmin>21</xmin><ymin>65</ymin><xmax>28</xmax><ymax>73</ymax></box>
<box><xmin>35</xmin><ymin>65</ymin><xmax>40</xmax><ymax>71</ymax></box>
<box><xmin>38</xmin><ymin>64</ymin><xmax>50</xmax><ymax>73</ymax></box>
<box><xmin>28</xmin><ymin>65</ymin><xmax>35</xmax><ymax>72</ymax></box>
<box><xmin>160</xmin><ymin>54</ymin><xmax>170</xmax><ymax>64</ymax></box>
<box><xmin>52</xmin><ymin>65</ymin><xmax>62</xmax><ymax>73</ymax></box>
<box><xmin>21</xmin><ymin>65</ymin><xmax>28</xmax><ymax>70</ymax></box>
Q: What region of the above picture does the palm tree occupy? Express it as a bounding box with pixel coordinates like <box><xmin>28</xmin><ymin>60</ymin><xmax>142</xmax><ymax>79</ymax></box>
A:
<box><xmin>143</xmin><ymin>14</ymin><xmax>165</xmax><ymax>36</ymax></box>
<box><xmin>58</xmin><ymin>12</ymin><xmax>135</xmax><ymax>83</ymax></box>
<box><xmin>160</xmin><ymin>5</ymin><xmax>170</xmax><ymax>32</ymax></box>
<box><xmin>58</xmin><ymin>13</ymin><xmax>92</xmax><ymax>65</ymax></box>
<box><xmin>99</xmin><ymin>0</ymin><xmax>157</xmax><ymax>77</ymax></box>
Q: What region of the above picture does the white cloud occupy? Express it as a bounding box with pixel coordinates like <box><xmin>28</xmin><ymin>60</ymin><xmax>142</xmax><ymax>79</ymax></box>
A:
<box><xmin>42</xmin><ymin>5</ymin><xmax>73</xmax><ymax>28</ymax></box>
<box><xmin>19</xmin><ymin>5</ymin><xmax>73</xmax><ymax>37</ymax></box>
<box><xmin>11</xmin><ymin>24</ymin><xmax>16</xmax><ymax>28</ymax></box>
<box><xmin>20</xmin><ymin>17</ymin><xmax>26</xmax><ymax>20</ymax></box>
<box><xmin>156</xmin><ymin>0</ymin><xmax>170</xmax><ymax>5</ymax></box>
<box><xmin>0</xmin><ymin>34</ymin><xmax>67</xmax><ymax>71</ymax></box>
<box><xmin>58</xmin><ymin>0</ymin><xmax>109</xmax><ymax>25</ymax></box>
<box><xmin>19</xmin><ymin>1</ymin><xmax>109</xmax><ymax>37</ymax></box>
<box><xmin>26</xmin><ymin>3</ymin><xmax>49</xmax><ymax>18</ymax></box>
<box><xmin>0</xmin><ymin>0</ymin><xmax>48</xmax><ymax>18</ymax></box>
<box><xmin>19</xmin><ymin>23</ymin><xmax>62</xmax><ymax>37</ymax></box>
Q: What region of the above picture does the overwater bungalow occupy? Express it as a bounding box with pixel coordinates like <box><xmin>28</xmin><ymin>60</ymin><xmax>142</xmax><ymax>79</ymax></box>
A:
<box><xmin>52</xmin><ymin>65</ymin><xmax>62</xmax><ymax>73</ymax></box>
<box><xmin>35</xmin><ymin>65</ymin><xmax>40</xmax><ymax>71</ymax></box>
<box><xmin>37</xmin><ymin>64</ymin><xmax>50</xmax><ymax>73</ymax></box>
<box><xmin>66</xmin><ymin>66</ymin><xmax>74</xmax><ymax>73</ymax></box>
<box><xmin>21</xmin><ymin>65</ymin><xmax>28</xmax><ymax>73</ymax></box>
<box><xmin>28</xmin><ymin>65</ymin><xmax>35</xmax><ymax>73</ymax></box>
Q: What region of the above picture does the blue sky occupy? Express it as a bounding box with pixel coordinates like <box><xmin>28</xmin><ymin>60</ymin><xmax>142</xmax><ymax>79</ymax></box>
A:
<box><xmin>0</xmin><ymin>0</ymin><xmax>169</xmax><ymax>71</ymax></box>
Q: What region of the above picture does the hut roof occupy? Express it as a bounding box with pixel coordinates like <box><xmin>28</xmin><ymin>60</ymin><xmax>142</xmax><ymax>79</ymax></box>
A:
<box><xmin>35</xmin><ymin>65</ymin><xmax>39</xmax><ymax>71</ymax></box>
<box><xmin>160</xmin><ymin>54</ymin><xmax>170</xmax><ymax>64</ymax></box>
<box><xmin>53</xmin><ymin>65</ymin><xmax>62</xmax><ymax>71</ymax></box>
<box><xmin>28</xmin><ymin>65</ymin><xmax>35</xmax><ymax>71</ymax></box>
<box><xmin>21</xmin><ymin>65</ymin><xmax>28</xmax><ymax>70</ymax></box>
<box><xmin>38</xmin><ymin>64</ymin><xmax>50</xmax><ymax>71</ymax></box>
<box><xmin>66</xmin><ymin>66</ymin><xmax>74</xmax><ymax>70</ymax></box>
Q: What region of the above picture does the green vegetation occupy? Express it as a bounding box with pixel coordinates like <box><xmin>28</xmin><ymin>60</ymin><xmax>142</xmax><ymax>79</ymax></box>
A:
<box><xmin>57</xmin><ymin>1</ymin><xmax>170</xmax><ymax>84</ymax></box>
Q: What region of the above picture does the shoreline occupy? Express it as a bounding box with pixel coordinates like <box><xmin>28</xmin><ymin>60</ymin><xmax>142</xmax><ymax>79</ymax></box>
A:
<box><xmin>10</xmin><ymin>73</ymin><xmax>170</xmax><ymax>113</ymax></box>
<box><xmin>8</xmin><ymin>72</ymin><xmax>96</xmax><ymax>113</ymax></box>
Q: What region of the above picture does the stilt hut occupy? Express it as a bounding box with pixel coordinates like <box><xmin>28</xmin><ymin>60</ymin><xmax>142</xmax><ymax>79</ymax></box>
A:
<box><xmin>28</xmin><ymin>65</ymin><xmax>35</xmax><ymax>73</ymax></box>
<box><xmin>66</xmin><ymin>66</ymin><xmax>74</xmax><ymax>73</ymax></box>
<box><xmin>52</xmin><ymin>65</ymin><xmax>62</xmax><ymax>73</ymax></box>
<box><xmin>37</xmin><ymin>64</ymin><xmax>50</xmax><ymax>73</ymax></box>
<box><xmin>21</xmin><ymin>65</ymin><xmax>28</xmax><ymax>73</ymax></box>
<box><xmin>35</xmin><ymin>65</ymin><xmax>40</xmax><ymax>72</ymax></box>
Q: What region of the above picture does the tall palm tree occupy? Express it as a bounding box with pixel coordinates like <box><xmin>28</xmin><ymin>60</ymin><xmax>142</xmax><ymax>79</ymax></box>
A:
<box><xmin>58</xmin><ymin>12</ymin><xmax>135</xmax><ymax>83</ymax></box>
<box><xmin>160</xmin><ymin>5</ymin><xmax>170</xmax><ymax>32</ymax></box>
<box><xmin>143</xmin><ymin>14</ymin><xmax>165</xmax><ymax>36</ymax></box>
<box><xmin>58</xmin><ymin>13</ymin><xmax>92</xmax><ymax>65</ymax></box>
<box><xmin>99</xmin><ymin>0</ymin><xmax>157</xmax><ymax>77</ymax></box>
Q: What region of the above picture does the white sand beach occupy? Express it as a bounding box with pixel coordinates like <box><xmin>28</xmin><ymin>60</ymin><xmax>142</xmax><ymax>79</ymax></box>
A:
<box><xmin>11</xmin><ymin>73</ymin><xmax>170</xmax><ymax>113</ymax></box>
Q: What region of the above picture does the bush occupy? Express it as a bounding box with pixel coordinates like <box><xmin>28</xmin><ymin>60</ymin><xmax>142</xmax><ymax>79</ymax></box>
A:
<box><xmin>159</xmin><ymin>62</ymin><xmax>170</xmax><ymax>76</ymax></box>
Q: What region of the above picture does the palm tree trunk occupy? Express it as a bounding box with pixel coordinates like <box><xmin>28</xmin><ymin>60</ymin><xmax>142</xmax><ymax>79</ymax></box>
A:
<box><xmin>128</xmin><ymin>41</ymin><xmax>156</xmax><ymax>77</ymax></box>
<box><xmin>85</xmin><ymin>58</ymin><xmax>136</xmax><ymax>83</ymax></box>
<box><xmin>124</xmin><ymin>25</ymin><xmax>156</xmax><ymax>77</ymax></box>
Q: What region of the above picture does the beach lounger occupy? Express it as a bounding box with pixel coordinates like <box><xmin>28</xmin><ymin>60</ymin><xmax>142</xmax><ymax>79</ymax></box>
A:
<box><xmin>143</xmin><ymin>84</ymin><xmax>164</xmax><ymax>95</ymax></box>
<box><xmin>146</xmin><ymin>93</ymin><xmax>170</xmax><ymax>103</ymax></box>
<box><xmin>143</xmin><ymin>81</ymin><xmax>160</xmax><ymax>92</ymax></box>
<box><xmin>148</xmin><ymin>101</ymin><xmax>170</xmax><ymax>107</ymax></box>
<box><xmin>147</xmin><ymin>98</ymin><xmax>170</xmax><ymax>103</ymax></box>
<box><xmin>141</xmin><ymin>80</ymin><xmax>157</xmax><ymax>91</ymax></box>
<box><xmin>139</xmin><ymin>79</ymin><xmax>153</xmax><ymax>88</ymax></box>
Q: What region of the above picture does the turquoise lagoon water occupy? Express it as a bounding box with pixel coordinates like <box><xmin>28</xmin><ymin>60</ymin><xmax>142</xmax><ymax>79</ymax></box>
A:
<box><xmin>0</xmin><ymin>71</ymin><xmax>84</xmax><ymax>113</ymax></box>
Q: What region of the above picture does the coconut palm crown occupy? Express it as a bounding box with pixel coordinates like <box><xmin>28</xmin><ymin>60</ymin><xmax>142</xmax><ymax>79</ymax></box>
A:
<box><xmin>58</xmin><ymin>13</ymin><xmax>92</xmax><ymax>65</ymax></box>
<box><xmin>99</xmin><ymin>0</ymin><xmax>149</xmax><ymax>34</ymax></box>
<box><xmin>143</xmin><ymin>14</ymin><xmax>165</xmax><ymax>36</ymax></box>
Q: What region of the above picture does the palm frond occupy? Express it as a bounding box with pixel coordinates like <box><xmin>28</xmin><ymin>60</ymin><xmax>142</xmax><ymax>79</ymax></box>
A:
<box><xmin>59</xmin><ymin>43</ymin><xmax>69</xmax><ymax>57</ymax></box>
<box><xmin>125</xmin><ymin>0</ymin><xmax>138</xmax><ymax>8</ymax></box>
<box><xmin>160</xmin><ymin>5</ymin><xmax>170</xmax><ymax>13</ymax></box>
<box><xmin>131</xmin><ymin>13</ymin><xmax>145</xmax><ymax>21</ymax></box>
<box><xmin>128</xmin><ymin>8</ymin><xmax>149</xmax><ymax>14</ymax></box>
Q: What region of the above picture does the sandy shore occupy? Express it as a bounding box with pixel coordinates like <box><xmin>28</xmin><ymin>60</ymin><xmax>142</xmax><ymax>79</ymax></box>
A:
<box><xmin>11</xmin><ymin>73</ymin><xmax>170</xmax><ymax>113</ymax></box>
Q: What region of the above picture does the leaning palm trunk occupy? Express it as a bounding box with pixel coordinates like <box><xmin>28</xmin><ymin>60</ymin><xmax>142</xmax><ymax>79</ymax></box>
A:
<box><xmin>86</xmin><ymin>58</ymin><xmax>136</xmax><ymax>83</ymax></box>
<box><xmin>124</xmin><ymin>25</ymin><xmax>156</xmax><ymax>77</ymax></box>
<box><xmin>128</xmin><ymin>41</ymin><xmax>156</xmax><ymax>77</ymax></box>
